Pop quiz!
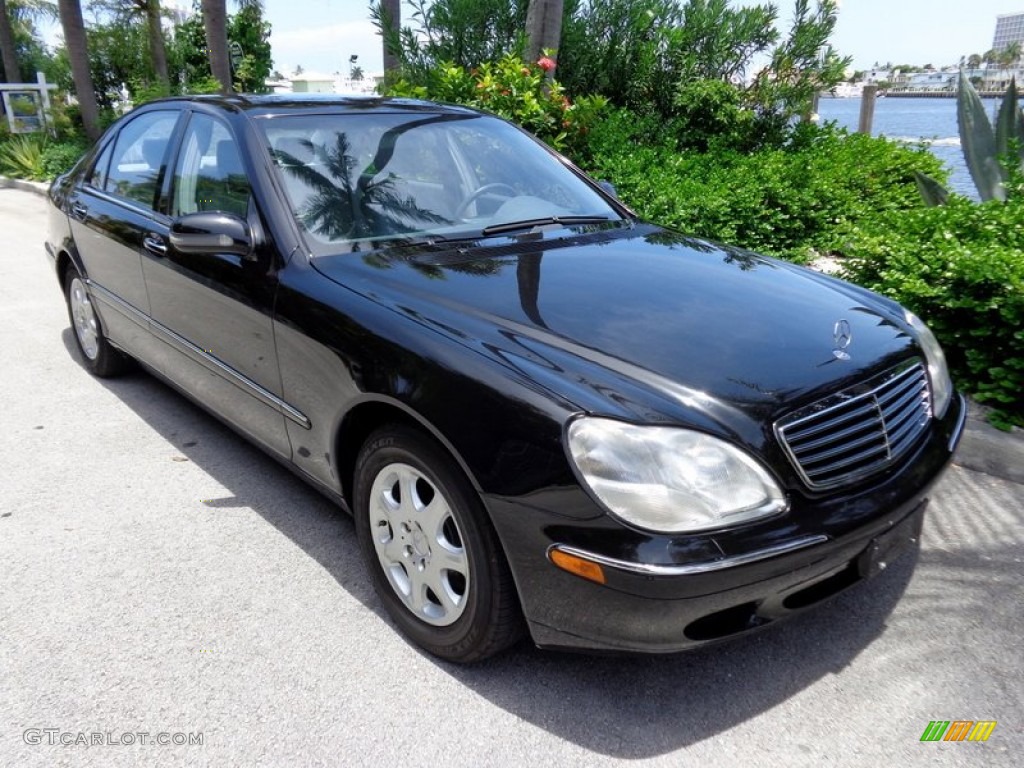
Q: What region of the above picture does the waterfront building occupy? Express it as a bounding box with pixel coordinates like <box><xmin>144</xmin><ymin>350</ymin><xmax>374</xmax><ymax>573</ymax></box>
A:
<box><xmin>993</xmin><ymin>12</ymin><xmax>1024</xmax><ymax>51</ymax></box>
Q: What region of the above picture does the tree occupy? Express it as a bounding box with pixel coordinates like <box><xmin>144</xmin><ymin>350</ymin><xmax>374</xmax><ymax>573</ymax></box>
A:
<box><xmin>1</xmin><ymin>0</ymin><xmax>58</xmax><ymax>82</ymax></box>
<box><xmin>58</xmin><ymin>0</ymin><xmax>101</xmax><ymax>140</ymax></box>
<box><xmin>200</xmin><ymin>0</ymin><xmax>231</xmax><ymax>92</ymax></box>
<box><xmin>524</xmin><ymin>0</ymin><xmax>563</xmax><ymax>70</ymax></box>
<box><xmin>201</xmin><ymin>0</ymin><xmax>264</xmax><ymax>93</ymax></box>
<box><xmin>141</xmin><ymin>0</ymin><xmax>169</xmax><ymax>88</ymax></box>
<box><xmin>968</xmin><ymin>53</ymin><xmax>982</xmax><ymax>69</ymax></box>
<box><xmin>0</xmin><ymin>0</ymin><xmax>20</xmax><ymax>82</ymax></box>
<box><xmin>370</xmin><ymin>0</ymin><xmax>528</xmax><ymax>81</ymax></box>
<box><xmin>1002</xmin><ymin>42</ymin><xmax>1022</xmax><ymax>69</ymax></box>
<box><xmin>379</xmin><ymin>0</ymin><xmax>399</xmax><ymax>74</ymax></box>
<box><xmin>93</xmin><ymin>0</ymin><xmax>170</xmax><ymax>90</ymax></box>
<box><xmin>227</xmin><ymin>1</ymin><xmax>270</xmax><ymax>92</ymax></box>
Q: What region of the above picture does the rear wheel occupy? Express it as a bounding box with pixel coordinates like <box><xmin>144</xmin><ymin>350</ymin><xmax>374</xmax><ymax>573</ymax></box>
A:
<box><xmin>63</xmin><ymin>267</ymin><xmax>132</xmax><ymax>377</ymax></box>
<box><xmin>354</xmin><ymin>425</ymin><xmax>523</xmax><ymax>662</ymax></box>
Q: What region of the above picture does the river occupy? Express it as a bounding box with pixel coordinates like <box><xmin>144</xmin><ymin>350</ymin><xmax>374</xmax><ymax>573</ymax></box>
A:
<box><xmin>816</xmin><ymin>96</ymin><xmax>1003</xmax><ymax>199</ymax></box>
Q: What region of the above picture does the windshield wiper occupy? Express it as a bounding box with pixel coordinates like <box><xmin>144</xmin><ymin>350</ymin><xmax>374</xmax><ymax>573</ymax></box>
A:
<box><xmin>481</xmin><ymin>215</ymin><xmax>610</xmax><ymax>237</ymax></box>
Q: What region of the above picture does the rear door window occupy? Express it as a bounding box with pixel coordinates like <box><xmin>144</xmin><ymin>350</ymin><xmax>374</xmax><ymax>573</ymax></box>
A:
<box><xmin>104</xmin><ymin>111</ymin><xmax>180</xmax><ymax>210</ymax></box>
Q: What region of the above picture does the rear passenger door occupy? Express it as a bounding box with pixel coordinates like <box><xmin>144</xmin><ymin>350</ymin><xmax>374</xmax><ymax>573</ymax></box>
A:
<box><xmin>66</xmin><ymin>110</ymin><xmax>181</xmax><ymax>360</ymax></box>
<box><xmin>141</xmin><ymin>110</ymin><xmax>291</xmax><ymax>458</ymax></box>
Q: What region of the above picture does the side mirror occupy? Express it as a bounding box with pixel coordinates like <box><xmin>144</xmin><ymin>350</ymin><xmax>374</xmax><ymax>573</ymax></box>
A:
<box><xmin>597</xmin><ymin>180</ymin><xmax>618</xmax><ymax>199</ymax></box>
<box><xmin>169</xmin><ymin>212</ymin><xmax>254</xmax><ymax>259</ymax></box>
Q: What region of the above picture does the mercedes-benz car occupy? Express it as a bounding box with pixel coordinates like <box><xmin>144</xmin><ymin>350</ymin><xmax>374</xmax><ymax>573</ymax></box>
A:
<box><xmin>45</xmin><ymin>95</ymin><xmax>966</xmax><ymax>662</ymax></box>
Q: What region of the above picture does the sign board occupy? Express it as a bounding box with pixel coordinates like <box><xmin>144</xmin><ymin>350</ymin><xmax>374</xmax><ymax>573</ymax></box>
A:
<box><xmin>2</xmin><ymin>90</ymin><xmax>44</xmax><ymax>133</ymax></box>
<box><xmin>229</xmin><ymin>42</ymin><xmax>244</xmax><ymax>72</ymax></box>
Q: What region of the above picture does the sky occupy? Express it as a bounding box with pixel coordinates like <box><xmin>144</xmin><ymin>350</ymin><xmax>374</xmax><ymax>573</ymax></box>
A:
<box><xmin>262</xmin><ymin>0</ymin><xmax>1023</xmax><ymax>76</ymax></box>
<box><xmin>39</xmin><ymin>1</ymin><xmax>1024</xmax><ymax>78</ymax></box>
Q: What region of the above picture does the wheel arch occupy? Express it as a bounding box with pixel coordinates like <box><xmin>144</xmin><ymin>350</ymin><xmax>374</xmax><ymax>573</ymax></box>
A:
<box><xmin>55</xmin><ymin>245</ymin><xmax>85</xmax><ymax>289</ymax></box>
<box><xmin>333</xmin><ymin>396</ymin><xmax>484</xmax><ymax>511</ymax></box>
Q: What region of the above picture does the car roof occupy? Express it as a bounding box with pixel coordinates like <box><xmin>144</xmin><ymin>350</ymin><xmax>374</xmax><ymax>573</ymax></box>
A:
<box><xmin>143</xmin><ymin>93</ymin><xmax>480</xmax><ymax>118</ymax></box>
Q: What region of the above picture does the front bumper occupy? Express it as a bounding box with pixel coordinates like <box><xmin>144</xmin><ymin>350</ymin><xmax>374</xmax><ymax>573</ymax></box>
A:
<box><xmin>487</xmin><ymin>394</ymin><xmax>966</xmax><ymax>654</ymax></box>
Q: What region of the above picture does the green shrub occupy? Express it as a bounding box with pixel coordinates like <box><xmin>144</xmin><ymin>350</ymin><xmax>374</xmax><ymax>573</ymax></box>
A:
<box><xmin>40</xmin><ymin>140</ymin><xmax>89</xmax><ymax>179</ymax></box>
<box><xmin>839</xmin><ymin>197</ymin><xmax>1024</xmax><ymax>426</ymax></box>
<box><xmin>0</xmin><ymin>134</ymin><xmax>48</xmax><ymax>181</ymax></box>
<box><xmin>581</xmin><ymin>112</ymin><xmax>945</xmax><ymax>261</ymax></box>
<box><xmin>383</xmin><ymin>53</ymin><xmax>608</xmax><ymax>156</ymax></box>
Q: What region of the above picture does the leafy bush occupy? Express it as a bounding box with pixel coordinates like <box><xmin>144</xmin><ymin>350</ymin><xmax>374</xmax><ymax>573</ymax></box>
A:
<box><xmin>376</xmin><ymin>0</ymin><xmax>848</xmax><ymax>151</ymax></box>
<box><xmin>581</xmin><ymin>112</ymin><xmax>945</xmax><ymax>261</ymax></box>
<box><xmin>839</xmin><ymin>198</ymin><xmax>1024</xmax><ymax>426</ymax></box>
<box><xmin>0</xmin><ymin>134</ymin><xmax>48</xmax><ymax>181</ymax></box>
<box><xmin>41</xmin><ymin>140</ymin><xmax>89</xmax><ymax>179</ymax></box>
<box><xmin>372</xmin><ymin>0</ymin><xmax>528</xmax><ymax>84</ymax></box>
<box><xmin>383</xmin><ymin>53</ymin><xmax>608</xmax><ymax>156</ymax></box>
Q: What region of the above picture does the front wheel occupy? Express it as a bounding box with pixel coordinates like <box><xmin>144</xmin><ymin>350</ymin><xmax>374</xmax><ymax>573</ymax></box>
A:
<box><xmin>354</xmin><ymin>425</ymin><xmax>523</xmax><ymax>662</ymax></box>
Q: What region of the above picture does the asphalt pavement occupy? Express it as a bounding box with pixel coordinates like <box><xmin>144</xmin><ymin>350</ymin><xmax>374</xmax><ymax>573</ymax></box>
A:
<box><xmin>1</xmin><ymin>186</ymin><xmax>1021</xmax><ymax>767</ymax></box>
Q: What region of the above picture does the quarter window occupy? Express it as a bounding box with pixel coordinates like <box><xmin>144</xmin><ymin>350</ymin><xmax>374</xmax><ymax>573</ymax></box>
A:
<box><xmin>104</xmin><ymin>111</ymin><xmax>179</xmax><ymax>210</ymax></box>
<box><xmin>87</xmin><ymin>142</ymin><xmax>114</xmax><ymax>189</ymax></box>
<box><xmin>171</xmin><ymin>113</ymin><xmax>250</xmax><ymax>218</ymax></box>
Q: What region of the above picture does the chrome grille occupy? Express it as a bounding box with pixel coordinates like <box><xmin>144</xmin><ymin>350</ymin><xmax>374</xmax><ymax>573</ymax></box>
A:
<box><xmin>776</xmin><ymin>361</ymin><xmax>932</xmax><ymax>490</ymax></box>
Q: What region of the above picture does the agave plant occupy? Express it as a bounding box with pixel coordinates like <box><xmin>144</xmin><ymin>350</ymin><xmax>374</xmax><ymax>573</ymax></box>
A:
<box><xmin>915</xmin><ymin>71</ymin><xmax>1024</xmax><ymax>204</ymax></box>
<box><xmin>0</xmin><ymin>133</ymin><xmax>47</xmax><ymax>181</ymax></box>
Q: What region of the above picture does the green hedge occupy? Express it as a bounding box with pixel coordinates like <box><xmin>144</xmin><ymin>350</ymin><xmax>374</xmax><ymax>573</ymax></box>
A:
<box><xmin>0</xmin><ymin>135</ymin><xmax>87</xmax><ymax>181</ymax></box>
<box><xmin>840</xmin><ymin>197</ymin><xmax>1024</xmax><ymax>426</ymax></box>
<box><xmin>580</xmin><ymin>111</ymin><xmax>946</xmax><ymax>262</ymax></box>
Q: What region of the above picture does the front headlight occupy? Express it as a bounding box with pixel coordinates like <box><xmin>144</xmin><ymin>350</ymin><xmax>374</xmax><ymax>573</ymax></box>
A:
<box><xmin>566</xmin><ymin>418</ymin><xmax>787</xmax><ymax>534</ymax></box>
<box><xmin>905</xmin><ymin>310</ymin><xmax>953</xmax><ymax>416</ymax></box>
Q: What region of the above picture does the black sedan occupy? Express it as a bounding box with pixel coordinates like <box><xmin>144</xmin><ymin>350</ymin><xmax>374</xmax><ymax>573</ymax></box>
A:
<box><xmin>45</xmin><ymin>95</ymin><xmax>966</xmax><ymax>662</ymax></box>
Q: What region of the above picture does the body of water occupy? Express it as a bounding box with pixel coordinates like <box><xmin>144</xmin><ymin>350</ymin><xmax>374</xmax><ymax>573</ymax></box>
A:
<box><xmin>816</xmin><ymin>96</ymin><xmax>1002</xmax><ymax>198</ymax></box>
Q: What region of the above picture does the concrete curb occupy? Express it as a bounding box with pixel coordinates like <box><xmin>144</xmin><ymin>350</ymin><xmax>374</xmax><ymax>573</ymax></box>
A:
<box><xmin>0</xmin><ymin>175</ymin><xmax>49</xmax><ymax>196</ymax></box>
<box><xmin>2</xmin><ymin>181</ymin><xmax>1020</xmax><ymax>485</ymax></box>
<box><xmin>954</xmin><ymin>401</ymin><xmax>1024</xmax><ymax>485</ymax></box>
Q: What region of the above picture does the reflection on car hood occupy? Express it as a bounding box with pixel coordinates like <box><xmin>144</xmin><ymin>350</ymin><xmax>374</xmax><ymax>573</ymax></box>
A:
<box><xmin>312</xmin><ymin>225</ymin><xmax>918</xmax><ymax>436</ymax></box>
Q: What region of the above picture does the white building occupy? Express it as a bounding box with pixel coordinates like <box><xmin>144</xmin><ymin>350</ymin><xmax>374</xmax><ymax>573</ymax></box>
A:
<box><xmin>265</xmin><ymin>72</ymin><xmax>384</xmax><ymax>95</ymax></box>
<box><xmin>993</xmin><ymin>12</ymin><xmax>1024</xmax><ymax>51</ymax></box>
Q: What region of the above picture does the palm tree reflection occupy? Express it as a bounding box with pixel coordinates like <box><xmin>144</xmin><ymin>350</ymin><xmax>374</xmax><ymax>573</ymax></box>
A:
<box><xmin>272</xmin><ymin>132</ymin><xmax>449</xmax><ymax>245</ymax></box>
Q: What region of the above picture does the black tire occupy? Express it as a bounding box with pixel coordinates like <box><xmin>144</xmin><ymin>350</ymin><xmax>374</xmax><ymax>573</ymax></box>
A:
<box><xmin>63</xmin><ymin>267</ymin><xmax>132</xmax><ymax>377</ymax></box>
<box><xmin>354</xmin><ymin>425</ymin><xmax>524</xmax><ymax>662</ymax></box>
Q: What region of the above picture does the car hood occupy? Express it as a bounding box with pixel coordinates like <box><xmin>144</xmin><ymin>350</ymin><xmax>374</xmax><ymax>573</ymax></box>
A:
<box><xmin>312</xmin><ymin>225</ymin><xmax>918</xmax><ymax>441</ymax></box>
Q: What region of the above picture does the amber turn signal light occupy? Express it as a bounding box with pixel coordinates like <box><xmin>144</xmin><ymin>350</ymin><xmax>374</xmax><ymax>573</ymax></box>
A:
<box><xmin>549</xmin><ymin>548</ymin><xmax>606</xmax><ymax>585</ymax></box>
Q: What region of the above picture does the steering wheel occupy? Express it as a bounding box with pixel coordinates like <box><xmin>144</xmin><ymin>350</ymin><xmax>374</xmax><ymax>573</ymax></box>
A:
<box><xmin>454</xmin><ymin>183</ymin><xmax>517</xmax><ymax>219</ymax></box>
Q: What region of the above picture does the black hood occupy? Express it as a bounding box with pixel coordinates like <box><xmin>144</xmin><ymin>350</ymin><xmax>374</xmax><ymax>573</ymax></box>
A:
<box><xmin>313</xmin><ymin>225</ymin><xmax>919</xmax><ymax>444</ymax></box>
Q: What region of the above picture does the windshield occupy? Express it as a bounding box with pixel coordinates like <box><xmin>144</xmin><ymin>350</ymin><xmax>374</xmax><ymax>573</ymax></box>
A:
<box><xmin>257</xmin><ymin>111</ymin><xmax>621</xmax><ymax>253</ymax></box>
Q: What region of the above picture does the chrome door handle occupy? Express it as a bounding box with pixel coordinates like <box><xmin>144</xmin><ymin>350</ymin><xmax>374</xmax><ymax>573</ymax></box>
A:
<box><xmin>71</xmin><ymin>203</ymin><xmax>88</xmax><ymax>220</ymax></box>
<box><xmin>143</xmin><ymin>234</ymin><xmax>167</xmax><ymax>256</ymax></box>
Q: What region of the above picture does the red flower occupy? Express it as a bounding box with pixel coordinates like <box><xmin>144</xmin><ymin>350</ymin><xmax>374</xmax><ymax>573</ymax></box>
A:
<box><xmin>537</xmin><ymin>56</ymin><xmax>556</xmax><ymax>72</ymax></box>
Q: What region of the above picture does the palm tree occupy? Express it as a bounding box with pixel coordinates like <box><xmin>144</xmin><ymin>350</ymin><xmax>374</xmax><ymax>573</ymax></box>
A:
<box><xmin>118</xmin><ymin>0</ymin><xmax>169</xmax><ymax>89</ymax></box>
<box><xmin>524</xmin><ymin>0</ymin><xmax>563</xmax><ymax>69</ymax></box>
<box><xmin>201</xmin><ymin>0</ymin><xmax>261</xmax><ymax>94</ymax></box>
<box><xmin>200</xmin><ymin>0</ymin><xmax>230</xmax><ymax>93</ymax></box>
<box><xmin>58</xmin><ymin>0</ymin><xmax>101</xmax><ymax>141</ymax></box>
<box><xmin>0</xmin><ymin>0</ymin><xmax>20</xmax><ymax>83</ymax></box>
<box><xmin>97</xmin><ymin>1</ymin><xmax>170</xmax><ymax>89</ymax></box>
<box><xmin>142</xmin><ymin>0</ymin><xmax>168</xmax><ymax>87</ymax></box>
<box><xmin>379</xmin><ymin>0</ymin><xmax>400</xmax><ymax>75</ymax></box>
<box><xmin>1</xmin><ymin>0</ymin><xmax>58</xmax><ymax>83</ymax></box>
<box><xmin>1003</xmin><ymin>42</ymin><xmax>1022</xmax><ymax>69</ymax></box>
